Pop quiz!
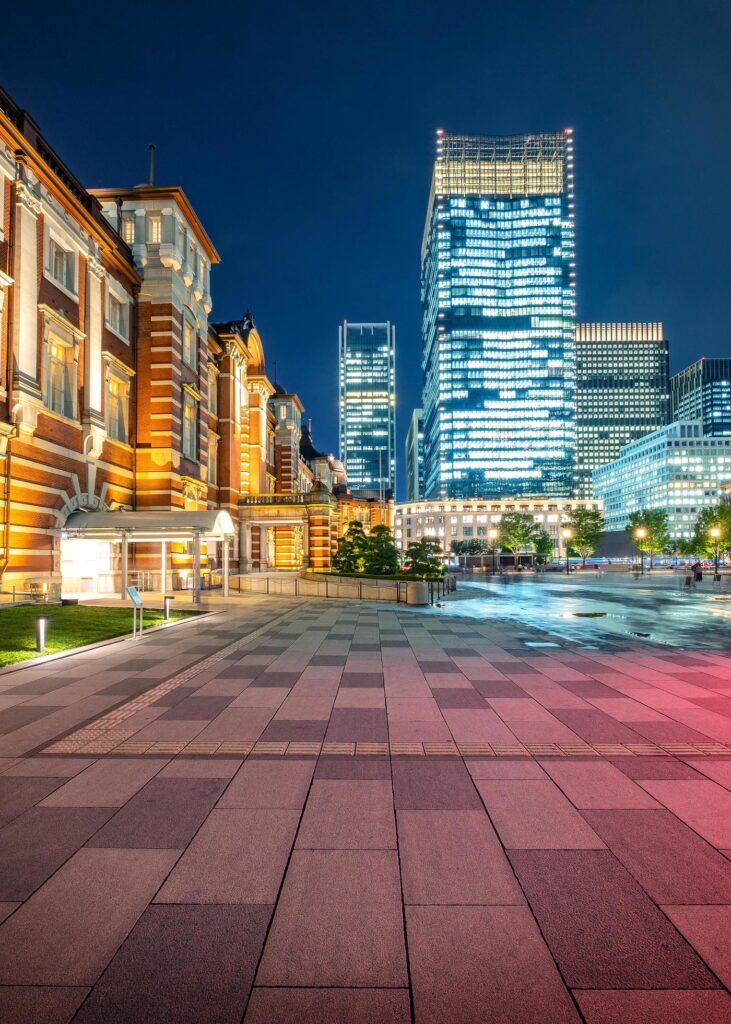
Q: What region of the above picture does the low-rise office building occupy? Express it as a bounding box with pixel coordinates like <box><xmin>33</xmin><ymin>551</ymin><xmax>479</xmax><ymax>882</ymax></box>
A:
<box><xmin>592</xmin><ymin>421</ymin><xmax>731</xmax><ymax>538</ymax></box>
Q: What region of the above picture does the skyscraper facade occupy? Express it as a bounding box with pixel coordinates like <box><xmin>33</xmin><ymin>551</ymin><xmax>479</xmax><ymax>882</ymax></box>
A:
<box><xmin>672</xmin><ymin>358</ymin><xmax>731</xmax><ymax>437</ymax></box>
<box><xmin>405</xmin><ymin>408</ymin><xmax>425</xmax><ymax>501</ymax></box>
<box><xmin>421</xmin><ymin>129</ymin><xmax>576</xmax><ymax>500</ymax></box>
<box><xmin>338</xmin><ymin>321</ymin><xmax>396</xmax><ymax>496</ymax></box>
<box><xmin>575</xmin><ymin>323</ymin><xmax>670</xmax><ymax>497</ymax></box>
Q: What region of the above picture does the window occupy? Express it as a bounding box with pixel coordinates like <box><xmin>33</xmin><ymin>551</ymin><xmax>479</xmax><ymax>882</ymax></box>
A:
<box><xmin>208</xmin><ymin>365</ymin><xmax>218</xmax><ymax>415</ymax></box>
<box><xmin>182</xmin><ymin>392</ymin><xmax>198</xmax><ymax>460</ymax></box>
<box><xmin>47</xmin><ymin>237</ymin><xmax>75</xmax><ymax>293</ymax></box>
<box><xmin>106</xmin><ymin>372</ymin><xmax>130</xmax><ymax>442</ymax></box>
<box><xmin>46</xmin><ymin>339</ymin><xmax>75</xmax><ymax>417</ymax></box>
<box><xmin>183</xmin><ymin>320</ymin><xmax>196</xmax><ymax>369</ymax></box>
<box><xmin>148</xmin><ymin>215</ymin><xmax>161</xmax><ymax>243</ymax></box>
<box><xmin>122</xmin><ymin>218</ymin><xmax>134</xmax><ymax>245</ymax></box>
<box><xmin>107</xmin><ymin>292</ymin><xmax>129</xmax><ymax>340</ymax></box>
<box><xmin>208</xmin><ymin>434</ymin><xmax>218</xmax><ymax>485</ymax></box>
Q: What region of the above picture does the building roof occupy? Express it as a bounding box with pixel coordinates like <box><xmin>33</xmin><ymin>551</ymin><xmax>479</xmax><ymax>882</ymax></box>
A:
<box><xmin>300</xmin><ymin>424</ymin><xmax>328</xmax><ymax>462</ymax></box>
<box><xmin>62</xmin><ymin>510</ymin><xmax>235</xmax><ymax>539</ymax></box>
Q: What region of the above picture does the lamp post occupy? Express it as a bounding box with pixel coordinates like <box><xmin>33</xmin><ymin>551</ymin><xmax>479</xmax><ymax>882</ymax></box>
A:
<box><xmin>635</xmin><ymin>526</ymin><xmax>647</xmax><ymax>576</ymax></box>
<box><xmin>562</xmin><ymin>528</ymin><xmax>572</xmax><ymax>576</ymax></box>
<box><xmin>710</xmin><ymin>526</ymin><xmax>722</xmax><ymax>582</ymax></box>
<box><xmin>488</xmin><ymin>529</ymin><xmax>499</xmax><ymax>575</ymax></box>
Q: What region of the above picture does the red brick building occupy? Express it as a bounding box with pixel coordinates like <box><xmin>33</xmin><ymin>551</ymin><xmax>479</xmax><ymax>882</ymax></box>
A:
<box><xmin>0</xmin><ymin>88</ymin><xmax>391</xmax><ymax>596</ymax></box>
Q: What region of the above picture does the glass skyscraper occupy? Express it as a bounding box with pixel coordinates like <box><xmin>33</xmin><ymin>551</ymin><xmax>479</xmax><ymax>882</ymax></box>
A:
<box><xmin>405</xmin><ymin>408</ymin><xmax>424</xmax><ymax>501</ymax></box>
<box><xmin>575</xmin><ymin>323</ymin><xmax>670</xmax><ymax>497</ymax></box>
<box><xmin>338</xmin><ymin>322</ymin><xmax>396</xmax><ymax>496</ymax></box>
<box><xmin>672</xmin><ymin>358</ymin><xmax>731</xmax><ymax>437</ymax></box>
<box><xmin>421</xmin><ymin>129</ymin><xmax>576</xmax><ymax>499</ymax></box>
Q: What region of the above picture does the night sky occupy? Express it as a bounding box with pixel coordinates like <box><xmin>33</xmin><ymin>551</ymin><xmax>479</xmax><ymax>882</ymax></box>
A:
<box><xmin>4</xmin><ymin>0</ymin><xmax>730</xmax><ymax>496</ymax></box>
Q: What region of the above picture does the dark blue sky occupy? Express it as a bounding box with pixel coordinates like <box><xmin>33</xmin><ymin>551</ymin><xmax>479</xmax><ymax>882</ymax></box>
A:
<box><xmin>5</xmin><ymin>0</ymin><xmax>730</xmax><ymax>492</ymax></box>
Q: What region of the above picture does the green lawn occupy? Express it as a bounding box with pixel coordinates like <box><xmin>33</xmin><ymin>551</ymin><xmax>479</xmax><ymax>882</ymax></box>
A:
<box><xmin>0</xmin><ymin>604</ymin><xmax>194</xmax><ymax>667</ymax></box>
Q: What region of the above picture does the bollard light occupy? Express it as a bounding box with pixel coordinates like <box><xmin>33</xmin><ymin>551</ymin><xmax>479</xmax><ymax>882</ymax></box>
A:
<box><xmin>163</xmin><ymin>595</ymin><xmax>174</xmax><ymax>621</ymax></box>
<box><xmin>35</xmin><ymin>615</ymin><xmax>50</xmax><ymax>653</ymax></box>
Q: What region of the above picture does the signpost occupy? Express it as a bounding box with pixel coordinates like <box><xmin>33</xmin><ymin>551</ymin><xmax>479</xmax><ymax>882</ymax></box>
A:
<box><xmin>127</xmin><ymin>586</ymin><xmax>144</xmax><ymax>638</ymax></box>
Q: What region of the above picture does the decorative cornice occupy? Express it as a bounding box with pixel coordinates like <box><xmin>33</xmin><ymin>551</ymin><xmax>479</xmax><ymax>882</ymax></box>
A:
<box><xmin>102</xmin><ymin>350</ymin><xmax>135</xmax><ymax>377</ymax></box>
<box><xmin>38</xmin><ymin>304</ymin><xmax>86</xmax><ymax>341</ymax></box>
<box><xmin>182</xmin><ymin>382</ymin><xmax>202</xmax><ymax>401</ymax></box>
<box><xmin>14</xmin><ymin>178</ymin><xmax>42</xmax><ymax>216</ymax></box>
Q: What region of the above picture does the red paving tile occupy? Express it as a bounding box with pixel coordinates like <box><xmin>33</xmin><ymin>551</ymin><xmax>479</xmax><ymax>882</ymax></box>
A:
<box><xmin>392</xmin><ymin>761</ymin><xmax>482</xmax><ymax>810</ymax></box>
<box><xmin>0</xmin><ymin>848</ymin><xmax>178</xmax><ymax>985</ymax></box>
<box><xmin>38</xmin><ymin>758</ymin><xmax>167</xmax><ymax>807</ymax></box>
<box><xmin>218</xmin><ymin>759</ymin><xmax>314</xmax><ymax>809</ymax></box>
<box><xmin>574</xmin><ymin>990</ymin><xmax>731</xmax><ymax>1024</ymax></box>
<box><xmin>638</xmin><ymin>779</ymin><xmax>731</xmax><ymax>848</ymax></box>
<box><xmin>662</xmin><ymin>904</ymin><xmax>731</xmax><ymax>988</ymax></box>
<box><xmin>397</xmin><ymin>809</ymin><xmax>524</xmax><ymax>904</ymax></box>
<box><xmin>296</xmin><ymin>779</ymin><xmax>396</xmax><ymax>849</ymax></box>
<box><xmin>541</xmin><ymin>760</ymin><xmax>661</xmax><ymax>808</ymax></box>
<box><xmin>256</xmin><ymin>849</ymin><xmax>407</xmax><ymax>987</ymax></box>
<box><xmin>476</xmin><ymin>779</ymin><xmax>606</xmax><ymax>849</ymax></box>
<box><xmin>684</xmin><ymin>758</ymin><xmax>731</xmax><ymax>790</ymax></box>
<box><xmin>0</xmin><ymin>986</ymin><xmax>89</xmax><ymax>1024</ymax></box>
<box><xmin>71</xmin><ymin>905</ymin><xmax>270</xmax><ymax>1024</ymax></box>
<box><xmin>407</xmin><ymin>905</ymin><xmax>580</xmax><ymax>1024</ymax></box>
<box><xmin>465</xmin><ymin>758</ymin><xmax>548</xmax><ymax>779</ymax></box>
<box><xmin>610</xmin><ymin>756</ymin><xmax>704</xmax><ymax>780</ymax></box>
<box><xmin>441</xmin><ymin>707</ymin><xmax>518</xmax><ymax>744</ymax></box>
<box><xmin>156</xmin><ymin>808</ymin><xmax>298</xmax><ymax>904</ymax></box>
<box><xmin>509</xmin><ymin>849</ymin><xmax>721</xmax><ymax>988</ymax></box>
<box><xmin>244</xmin><ymin>988</ymin><xmax>411</xmax><ymax>1024</ymax></box>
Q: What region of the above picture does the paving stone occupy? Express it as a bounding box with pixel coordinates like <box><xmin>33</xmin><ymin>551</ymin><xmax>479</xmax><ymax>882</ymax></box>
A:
<box><xmin>256</xmin><ymin>849</ymin><xmax>407</xmax><ymax>987</ymax></box>
<box><xmin>581</xmin><ymin>809</ymin><xmax>731</xmax><ymax>904</ymax></box>
<box><xmin>334</xmin><ymin>687</ymin><xmax>386</xmax><ymax>708</ymax></box>
<box><xmin>156</xmin><ymin>809</ymin><xmax>299</xmax><ymax>903</ymax></box>
<box><xmin>662</xmin><ymin>904</ymin><xmax>731</xmax><ymax>988</ymax></box>
<box><xmin>442</xmin><ymin>708</ymin><xmax>518</xmax><ymax>744</ymax></box>
<box><xmin>0</xmin><ymin>847</ymin><xmax>178</xmax><ymax>985</ymax></box>
<box><xmin>638</xmin><ymin>779</ymin><xmax>731</xmax><ymax>848</ymax></box>
<box><xmin>610</xmin><ymin>756</ymin><xmax>704</xmax><ymax>780</ymax></box>
<box><xmin>574</xmin><ymin>990</ymin><xmax>731</xmax><ymax>1024</ymax></box>
<box><xmin>0</xmin><ymin>986</ymin><xmax>89</xmax><ymax>1024</ymax></box>
<box><xmin>87</xmin><ymin>777</ymin><xmax>227</xmax><ymax>849</ymax></box>
<box><xmin>431</xmin><ymin>688</ymin><xmax>488</xmax><ymax>708</ymax></box>
<box><xmin>326</xmin><ymin>708</ymin><xmax>388</xmax><ymax>742</ymax></box>
<box><xmin>552</xmin><ymin>709</ymin><xmax>645</xmax><ymax>744</ymax></box>
<box><xmin>2</xmin><ymin>756</ymin><xmax>95</xmax><ymax>777</ymax></box>
<box><xmin>684</xmin><ymin>758</ymin><xmax>731</xmax><ymax>790</ymax></box>
<box><xmin>509</xmin><ymin>849</ymin><xmax>720</xmax><ymax>988</ymax></box>
<box><xmin>157</xmin><ymin>696</ymin><xmax>233</xmax><ymax>720</ymax></box>
<box><xmin>407</xmin><ymin>905</ymin><xmax>580</xmax><ymax>1024</ymax></box>
<box><xmin>194</xmin><ymin>708</ymin><xmax>274</xmax><ymax>742</ymax></box>
<box><xmin>0</xmin><ymin>775</ymin><xmax>68</xmax><ymax>828</ymax></box>
<box><xmin>0</xmin><ymin>705</ymin><xmax>53</xmax><ymax>733</ymax></box>
<box><xmin>297</xmin><ymin>779</ymin><xmax>396</xmax><ymax>849</ymax></box>
<box><xmin>158</xmin><ymin>758</ymin><xmax>242</xmax><ymax>778</ymax></box>
<box><xmin>230</xmin><ymin>687</ymin><xmax>290</xmax><ymax>707</ymax></box>
<box><xmin>244</xmin><ymin>988</ymin><xmax>410</xmax><ymax>1023</ymax></box>
<box><xmin>260</xmin><ymin>719</ymin><xmax>327</xmax><ymax>742</ymax></box>
<box><xmin>72</xmin><ymin>904</ymin><xmax>271</xmax><ymax>1024</ymax></box>
<box><xmin>471</xmin><ymin>679</ymin><xmax>528</xmax><ymax>698</ymax></box>
<box><xmin>218</xmin><ymin>760</ymin><xmax>315</xmax><ymax>809</ymax></box>
<box><xmin>39</xmin><ymin>758</ymin><xmax>167</xmax><ymax>807</ymax></box>
<box><xmin>398</xmin><ymin>809</ymin><xmax>524</xmax><ymax>905</ymax></box>
<box><xmin>465</xmin><ymin>758</ymin><xmax>548</xmax><ymax>780</ymax></box>
<box><xmin>392</xmin><ymin>761</ymin><xmax>482</xmax><ymax>810</ymax></box>
<box><xmin>476</xmin><ymin>780</ymin><xmax>605</xmax><ymax>849</ymax></box>
<box><xmin>0</xmin><ymin>806</ymin><xmax>115</xmax><ymax>900</ymax></box>
<box><xmin>0</xmin><ymin>902</ymin><xmax>19</xmax><ymax>924</ymax></box>
<box><xmin>339</xmin><ymin>673</ymin><xmax>384</xmax><ymax>688</ymax></box>
<box><xmin>314</xmin><ymin>757</ymin><xmax>391</xmax><ymax>780</ymax></box>
<box><xmin>541</xmin><ymin>760</ymin><xmax>661</xmax><ymax>808</ymax></box>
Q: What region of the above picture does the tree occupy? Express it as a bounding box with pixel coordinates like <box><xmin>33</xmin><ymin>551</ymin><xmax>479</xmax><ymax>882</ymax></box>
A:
<box><xmin>332</xmin><ymin>520</ymin><xmax>368</xmax><ymax>574</ymax></box>
<box><xmin>625</xmin><ymin>509</ymin><xmax>670</xmax><ymax>568</ymax></box>
<box><xmin>498</xmin><ymin>512</ymin><xmax>541</xmax><ymax>566</ymax></box>
<box><xmin>362</xmin><ymin>524</ymin><xmax>401</xmax><ymax>575</ymax></box>
<box><xmin>404</xmin><ymin>536</ymin><xmax>443</xmax><ymax>578</ymax></box>
<box><xmin>689</xmin><ymin>505</ymin><xmax>731</xmax><ymax>558</ymax></box>
<box><xmin>533</xmin><ymin>530</ymin><xmax>555</xmax><ymax>565</ymax></box>
<box><xmin>565</xmin><ymin>507</ymin><xmax>604</xmax><ymax>567</ymax></box>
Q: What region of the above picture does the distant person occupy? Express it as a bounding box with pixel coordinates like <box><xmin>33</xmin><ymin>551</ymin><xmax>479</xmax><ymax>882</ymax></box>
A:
<box><xmin>692</xmin><ymin>561</ymin><xmax>703</xmax><ymax>583</ymax></box>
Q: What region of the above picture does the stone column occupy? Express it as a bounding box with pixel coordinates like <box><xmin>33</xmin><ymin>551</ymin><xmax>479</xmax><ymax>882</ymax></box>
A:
<box><xmin>239</xmin><ymin>521</ymin><xmax>251</xmax><ymax>573</ymax></box>
<box><xmin>12</xmin><ymin>170</ymin><xmax>42</xmax><ymax>402</ymax></box>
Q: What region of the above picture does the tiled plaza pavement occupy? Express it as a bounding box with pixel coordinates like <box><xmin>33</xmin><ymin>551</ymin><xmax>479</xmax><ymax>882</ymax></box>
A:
<box><xmin>0</xmin><ymin>594</ymin><xmax>730</xmax><ymax>1022</ymax></box>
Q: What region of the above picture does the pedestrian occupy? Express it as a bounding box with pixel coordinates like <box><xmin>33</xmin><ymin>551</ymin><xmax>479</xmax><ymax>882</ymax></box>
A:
<box><xmin>692</xmin><ymin>561</ymin><xmax>703</xmax><ymax>583</ymax></box>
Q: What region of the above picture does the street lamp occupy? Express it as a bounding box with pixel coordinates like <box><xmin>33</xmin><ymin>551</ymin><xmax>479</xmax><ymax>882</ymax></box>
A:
<box><xmin>488</xmin><ymin>529</ymin><xmax>499</xmax><ymax>575</ymax></box>
<box><xmin>634</xmin><ymin>527</ymin><xmax>647</xmax><ymax>576</ymax></box>
<box><xmin>562</xmin><ymin>528</ymin><xmax>572</xmax><ymax>575</ymax></box>
<box><xmin>710</xmin><ymin>526</ymin><xmax>722</xmax><ymax>582</ymax></box>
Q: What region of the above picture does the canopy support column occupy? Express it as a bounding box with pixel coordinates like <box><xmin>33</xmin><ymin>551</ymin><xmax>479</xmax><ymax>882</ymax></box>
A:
<box><xmin>160</xmin><ymin>541</ymin><xmax>167</xmax><ymax>595</ymax></box>
<box><xmin>120</xmin><ymin>532</ymin><xmax>129</xmax><ymax>600</ymax></box>
<box><xmin>222</xmin><ymin>538</ymin><xmax>229</xmax><ymax>597</ymax></box>
<box><xmin>192</xmin><ymin>531</ymin><xmax>201</xmax><ymax>604</ymax></box>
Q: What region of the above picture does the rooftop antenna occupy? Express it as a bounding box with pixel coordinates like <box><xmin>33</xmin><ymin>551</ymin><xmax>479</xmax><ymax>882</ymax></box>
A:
<box><xmin>148</xmin><ymin>144</ymin><xmax>156</xmax><ymax>186</ymax></box>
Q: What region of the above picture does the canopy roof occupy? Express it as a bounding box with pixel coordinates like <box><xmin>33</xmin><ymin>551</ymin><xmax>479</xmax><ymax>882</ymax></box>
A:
<box><xmin>62</xmin><ymin>509</ymin><xmax>235</xmax><ymax>541</ymax></box>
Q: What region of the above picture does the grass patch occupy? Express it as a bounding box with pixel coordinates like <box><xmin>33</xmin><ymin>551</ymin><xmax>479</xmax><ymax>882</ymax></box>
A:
<box><xmin>0</xmin><ymin>605</ymin><xmax>194</xmax><ymax>667</ymax></box>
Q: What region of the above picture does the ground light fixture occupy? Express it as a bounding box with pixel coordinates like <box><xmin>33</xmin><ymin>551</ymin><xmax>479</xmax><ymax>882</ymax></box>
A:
<box><xmin>35</xmin><ymin>615</ymin><xmax>50</xmax><ymax>653</ymax></box>
<box><xmin>710</xmin><ymin>526</ymin><xmax>722</xmax><ymax>581</ymax></box>
<box><xmin>488</xmin><ymin>528</ymin><xmax>499</xmax><ymax>574</ymax></box>
<box><xmin>562</xmin><ymin>528</ymin><xmax>572</xmax><ymax>575</ymax></box>
<box><xmin>635</xmin><ymin>526</ymin><xmax>647</xmax><ymax>575</ymax></box>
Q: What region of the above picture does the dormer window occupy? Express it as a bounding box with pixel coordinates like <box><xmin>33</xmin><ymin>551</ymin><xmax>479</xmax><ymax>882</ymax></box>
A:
<box><xmin>122</xmin><ymin>217</ymin><xmax>134</xmax><ymax>245</ymax></box>
<box><xmin>148</xmin><ymin>215</ymin><xmax>161</xmax><ymax>244</ymax></box>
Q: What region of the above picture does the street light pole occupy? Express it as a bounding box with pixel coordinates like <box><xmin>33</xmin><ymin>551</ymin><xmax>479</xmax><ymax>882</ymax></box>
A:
<box><xmin>562</xmin><ymin>528</ymin><xmax>572</xmax><ymax>576</ymax></box>
<box><xmin>635</xmin><ymin>527</ymin><xmax>647</xmax><ymax>576</ymax></box>
<box><xmin>488</xmin><ymin>528</ymin><xmax>499</xmax><ymax>575</ymax></box>
<box><xmin>710</xmin><ymin>527</ymin><xmax>722</xmax><ymax>582</ymax></box>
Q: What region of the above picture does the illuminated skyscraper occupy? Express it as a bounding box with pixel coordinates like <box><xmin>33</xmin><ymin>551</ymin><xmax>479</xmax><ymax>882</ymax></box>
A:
<box><xmin>338</xmin><ymin>322</ymin><xmax>396</xmax><ymax>495</ymax></box>
<box><xmin>672</xmin><ymin>358</ymin><xmax>731</xmax><ymax>437</ymax></box>
<box><xmin>575</xmin><ymin>323</ymin><xmax>670</xmax><ymax>497</ymax></box>
<box><xmin>405</xmin><ymin>408</ymin><xmax>424</xmax><ymax>501</ymax></box>
<box><xmin>421</xmin><ymin>129</ymin><xmax>576</xmax><ymax>499</ymax></box>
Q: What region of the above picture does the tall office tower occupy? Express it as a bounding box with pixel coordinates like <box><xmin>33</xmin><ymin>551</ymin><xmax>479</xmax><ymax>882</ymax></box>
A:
<box><xmin>405</xmin><ymin>408</ymin><xmax>425</xmax><ymax>501</ymax></box>
<box><xmin>575</xmin><ymin>323</ymin><xmax>670</xmax><ymax>497</ymax></box>
<box><xmin>672</xmin><ymin>358</ymin><xmax>731</xmax><ymax>437</ymax></box>
<box><xmin>338</xmin><ymin>322</ymin><xmax>396</xmax><ymax>496</ymax></box>
<box><xmin>421</xmin><ymin>129</ymin><xmax>576</xmax><ymax>499</ymax></box>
